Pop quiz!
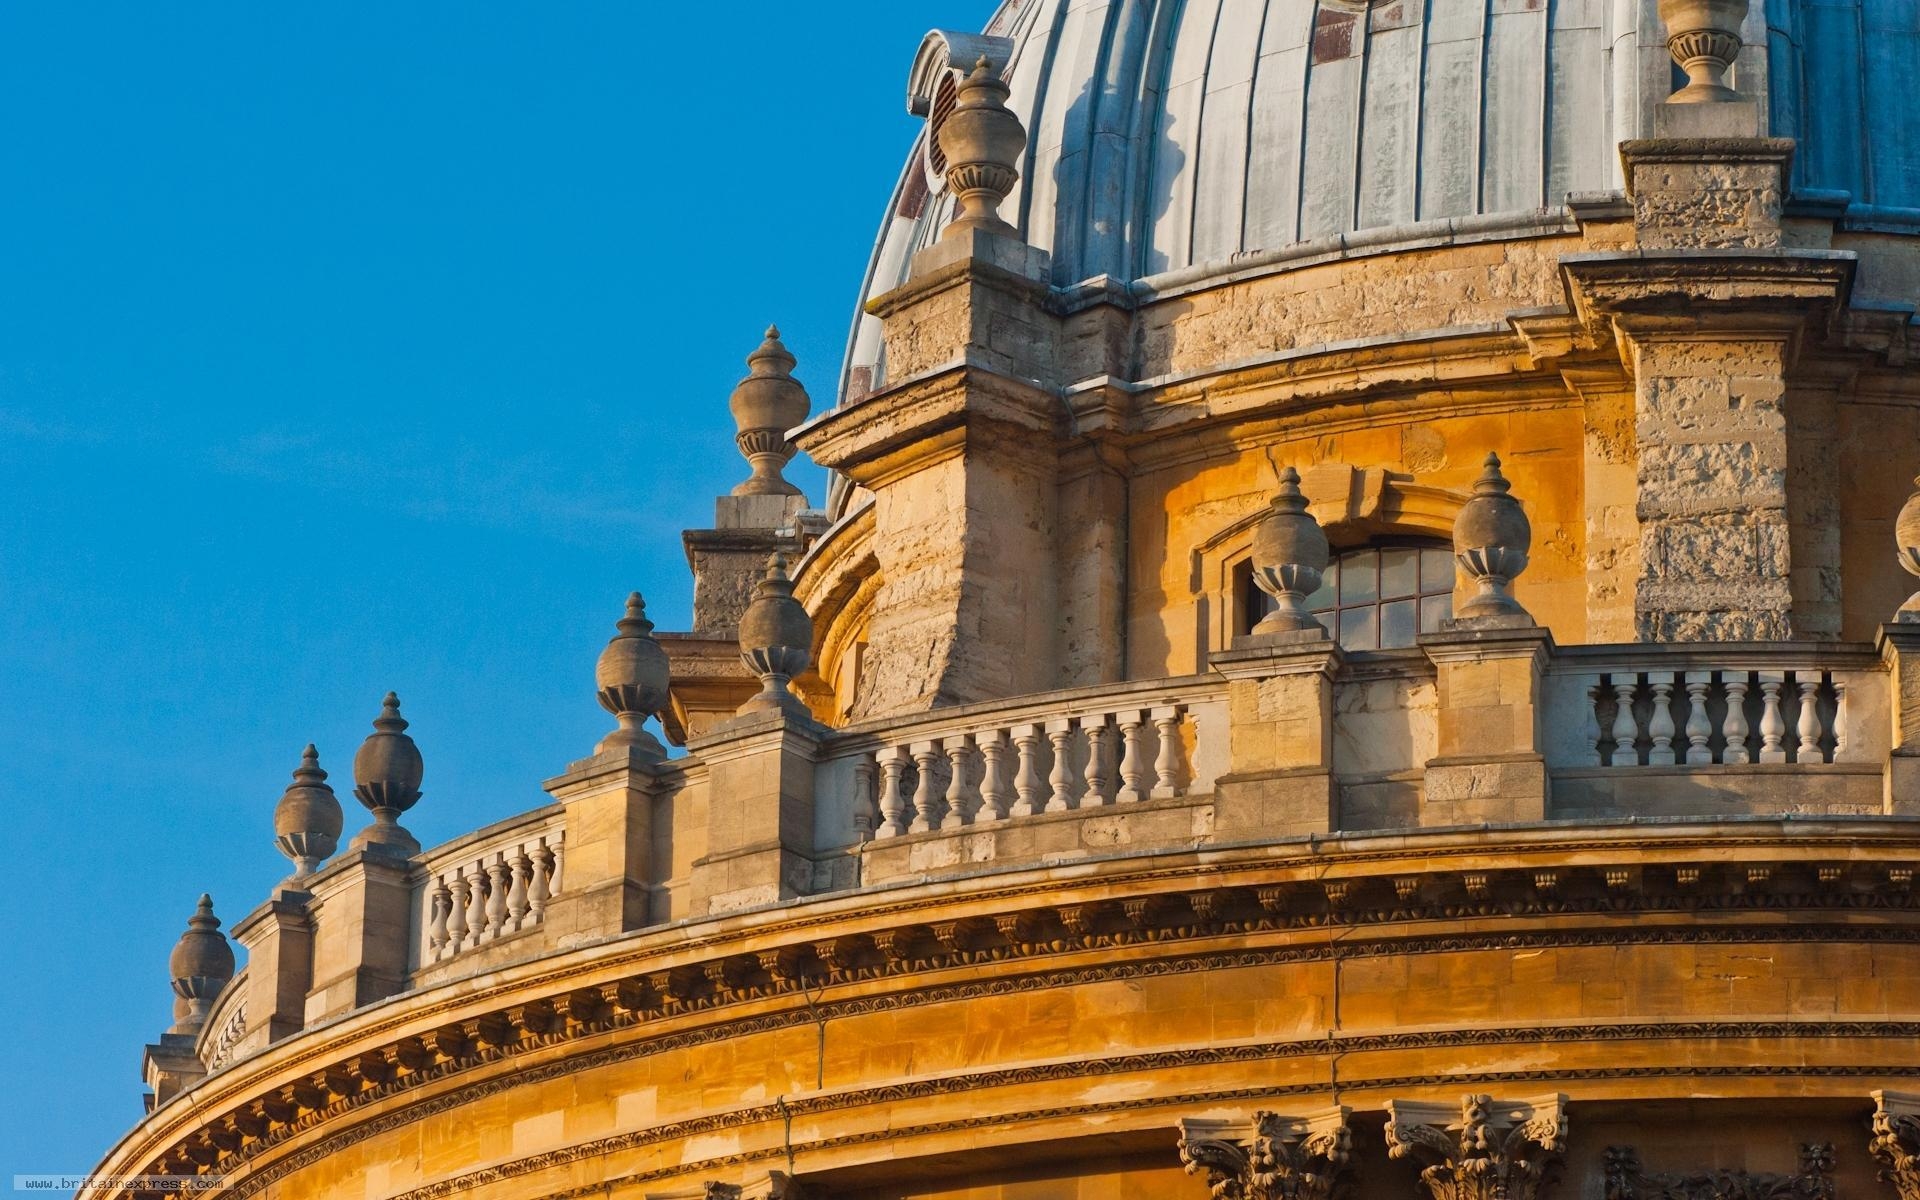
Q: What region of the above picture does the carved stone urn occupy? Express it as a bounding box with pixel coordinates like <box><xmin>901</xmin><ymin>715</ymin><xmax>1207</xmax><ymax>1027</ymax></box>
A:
<box><xmin>273</xmin><ymin>743</ymin><xmax>343</xmax><ymax>883</ymax></box>
<box><xmin>1657</xmin><ymin>0</ymin><xmax>1748</xmax><ymax>103</ymax></box>
<box><xmin>727</xmin><ymin>326</ymin><xmax>810</xmax><ymax>497</ymax></box>
<box><xmin>167</xmin><ymin>894</ymin><xmax>235</xmax><ymax>1034</ymax></box>
<box><xmin>1896</xmin><ymin>476</ymin><xmax>1920</xmax><ymax>621</ymax></box>
<box><xmin>350</xmin><ymin>692</ymin><xmax>424</xmax><ymax>855</ymax></box>
<box><xmin>1249</xmin><ymin>466</ymin><xmax>1331</xmax><ymax>636</ymax></box>
<box><xmin>1453</xmin><ymin>453</ymin><xmax>1533</xmax><ymax>623</ymax></box>
<box><xmin>938</xmin><ymin>55</ymin><xmax>1026</xmax><ymax>239</ymax></box>
<box><xmin>595</xmin><ymin>592</ymin><xmax>671</xmax><ymax>757</ymax></box>
<box><xmin>738</xmin><ymin>552</ymin><xmax>813</xmax><ymax>716</ymax></box>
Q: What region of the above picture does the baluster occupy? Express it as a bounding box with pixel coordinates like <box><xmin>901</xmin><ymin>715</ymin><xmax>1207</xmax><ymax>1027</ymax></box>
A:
<box><xmin>485</xmin><ymin>854</ymin><xmax>511</xmax><ymax>937</ymax></box>
<box><xmin>1758</xmin><ymin>671</ymin><xmax>1787</xmax><ymax>762</ymax></box>
<box><xmin>1116</xmin><ymin>710</ymin><xmax>1149</xmax><ymax>803</ymax></box>
<box><xmin>506</xmin><ymin>848</ymin><xmax>531</xmax><ymax>930</ymax></box>
<box><xmin>976</xmin><ymin>731</ymin><xmax>1009</xmax><ymax>821</ymax></box>
<box><xmin>940</xmin><ymin>735</ymin><xmax>974</xmax><ymax>829</ymax></box>
<box><xmin>909</xmin><ymin>741</ymin><xmax>942</xmax><ymax>833</ymax></box>
<box><xmin>1723</xmin><ymin>674</ymin><xmax>1751</xmax><ymax>763</ymax></box>
<box><xmin>875</xmin><ymin>748</ymin><xmax>909</xmax><ymax>837</ymax></box>
<box><xmin>1009</xmin><ymin>724</ymin><xmax>1043</xmax><ymax>817</ymax></box>
<box><xmin>548</xmin><ymin>838</ymin><xmax>563</xmax><ymax>895</ymax></box>
<box><xmin>1581</xmin><ymin>678</ymin><xmax>1603</xmax><ymax>767</ymax></box>
<box><xmin>528</xmin><ymin>838</ymin><xmax>554</xmax><ymax>921</ymax></box>
<box><xmin>427</xmin><ymin>879</ymin><xmax>452</xmax><ymax>954</ymax></box>
<box><xmin>1150</xmin><ymin>705</ymin><xmax>1185</xmax><ymax>798</ymax></box>
<box><xmin>1081</xmin><ymin>716</ymin><xmax>1113</xmax><ymax>807</ymax></box>
<box><xmin>464</xmin><ymin>858</ymin><xmax>490</xmax><ymax>943</ymax></box>
<box><xmin>851</xmin><ymin>756</ymin><xmax>877</xmax><ymax>841</ymax></box>
<box><xmin>1609</xmin><ymin>677</ymin><xmax>1640</xmax><ymax>766</ymax></box>
<box><xmin>1835</xmin><ymin>677</ymin><xmax>1851</xmax><ymax>759</ymax></box>
<box><xmin>1796</xmin><ymin>675</ymin><xmax>1823</xmax><ymax>761</ymax></box>
<box><xmin>446</xmin><ymin>868</ymin><xmax>472</xmax><ymax>957</ymax></box>
<box><xmin>1045</xmin><ymin>719</ymin><xmax>1076</xmax><ymax>813</ymax></box>
<box><xmin>1646</xmin><ymin>672</ymin><xmax>1677</xmax><ymax>765</ymax></box>
<box><xmin>1683</xmin><ymin>671</ymin><xmax>1714</xmax><ymax>764</ymax></box>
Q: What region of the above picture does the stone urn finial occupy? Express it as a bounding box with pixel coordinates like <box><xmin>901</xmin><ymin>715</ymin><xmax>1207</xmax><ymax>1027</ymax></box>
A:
<box><xmin>596</xmin><ymin>591</ymin><xmax>671</xmax><ymax>758</ymax></box>
<box><xmin>1895</xmin><ymin>476</ymin><xmax>1920</xmax><ymax>622</ymax></box>
<box><xmin>350</xmin><ymin>692</ymin><xmax>424</xmax><ymax>856</ymax></box>
<box><xmin>1249</xmin><ymin>466</ymin><xmax>1331</xmax><ymax>637</ymax></box>
<box><xmin>1657</xmin><ymin>0</ymin><xmax>1748</xmax><ymax>103</ymax></box>
<box><xmin>274</xmin><ymin>743</ymin><xmax>343</xmax><ymax>884</ymax></box>
<box><xmin>728</xmin><ymin>326</ymin><xmax>811</xmax><ymax>497</ymax></box>
<box><xmin>1453</xmin><ymin>453</ymin><xmax>1534</xmax><ymax>623</ymax></box>
<box><xmin>939</xmin><ymin>55</ymin><xmax>1027</xmax><ymax>240</ymax></box>
<box><xmin>738</xmin><ymin>552</ymin><xmax>813</xmax><ymax>716</ymax></box>
<box><xmin>167</xmin><ymin>894</ymin><xmax>235</xmax><ymax>1034</ymax></box>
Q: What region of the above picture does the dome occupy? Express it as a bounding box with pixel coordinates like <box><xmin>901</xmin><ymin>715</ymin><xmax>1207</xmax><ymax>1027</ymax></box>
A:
<box><xmin>840</xmin><ymin>0</ymin><xmax>1920</xmax><ymax>406</ymax></box>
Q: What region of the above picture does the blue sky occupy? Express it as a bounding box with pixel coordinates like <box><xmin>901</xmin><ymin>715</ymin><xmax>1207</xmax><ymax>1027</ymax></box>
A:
<box><xmin>0</xmin><ymin>1</ymin><xmax>993</xmax><ymax>1179</ymax></box>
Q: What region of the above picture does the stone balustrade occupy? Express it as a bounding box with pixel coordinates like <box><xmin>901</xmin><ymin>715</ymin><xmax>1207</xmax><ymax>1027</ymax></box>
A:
<box><xmin>414</xmin><ymin>805</ymin><xmax>566</xmax><ymax>970</ymax></box>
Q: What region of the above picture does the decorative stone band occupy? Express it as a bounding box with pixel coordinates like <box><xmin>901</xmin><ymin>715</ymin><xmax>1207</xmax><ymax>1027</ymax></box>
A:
<box><xmin>196</xmin><ymin>972</ymin><xmax>248</xmax><ymax>1073</ymax></box>
<box><xmin>113</xmin><ymin>842</ymin><xmax>1920</xmax><ymax>1191</ymax></box>
<box><xmin>1603</xmin><ymin>1141</ymin><xmax>1835</xmax><ymax>1200</ymax></box>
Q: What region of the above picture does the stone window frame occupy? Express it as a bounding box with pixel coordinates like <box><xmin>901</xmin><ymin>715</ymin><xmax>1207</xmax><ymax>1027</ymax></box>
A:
<box><xmin>1189</xmin><ymin>463</ymin><xmax>1470</xmax><ymax>659</ymax></box>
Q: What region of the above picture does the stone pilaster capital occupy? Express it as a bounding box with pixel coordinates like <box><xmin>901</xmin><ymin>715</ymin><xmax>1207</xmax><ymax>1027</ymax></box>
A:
<box><xmin>229</xmin><ymin>889</ymin><xmax>313</xmax><ymax>947</ymax></box>
<box><xmin>1874</xmin><ymin>1091</ymin><xmax>1920</xmax><ymax>1200</ymax></box>
<box><xmin>1418</xmin><ymin>624</ymin><xmax>1555</xmax><ymax>670</ymax></box>
<box><xmin>1210</xmin><ymin>632</ymin><xmax>1344</xmax><ymax>683</ymax></box>
<box><xmin>1559</xmin><ymin>249</ymin><xmax>1856</xmax><ymax>343</ymax></box>
<box><xmin>792</xmin><ymin>364</ymin><xmax>1059</xmax><ymax>489</ymax></box>
<box><xmin>685</xmin><ymin>706</ymin><xmax>828</xmax><ymax>763</ymax></box>
<box><xmin>543</xmin><ymin>744</ymin><xmax>680</xmax><ymax>802</ymax></box>
<box><xmin>1177</xmin><ymin>1107</ymin><xmax>1354</xmax><ymax>1200</ymax></box>
<box><xmin>1386</xmin><ymin>1094</ymin><xmax>1568</xmax><ymax>1200</ymax></box>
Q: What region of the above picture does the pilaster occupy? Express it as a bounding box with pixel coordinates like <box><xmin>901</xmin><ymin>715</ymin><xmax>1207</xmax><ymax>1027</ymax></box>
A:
<box><xmin>1561</xmin><ymin>139</ymin><xmax>1854</xmax><ymax>641</ymax></box>
<box><xmin>1420</xmin><ymin>625</ymin><xmax>1553</xmax><ymax>824</ymax></box>
<box><xmin>685</xmin><ymin>710</ymin><xmax>824</xmax><ymax>916</ymax></box>
<box><xmin>302</xmin><ymin>847</ymin><xmax>413</xmax><ymax>1024</ymax></box>
<box><xmin>542</xmin><ymin>747</ymin><xmax>672</xmax><ymax>939</ymax></box>
<box><xmin>1210</xmin><ymin>632</ymin><xmax>1342</xmax><ymax>837</ymax></box>
<box><xmin>794</xmin><ymin>233</ymin><xmax>1064</xmax><ymax>714</ymax></box>
<box><xmin>1385</xmin><ymin>1094</ymin><xmax>1568</xmax><ymax>1200</ymax></box>
<box><xmin>228</xmin><ymin>889</ymin><xmax>313</xmax><ymax>1057</ymax></box>
<box><xmin>1878</xmin><ymin>624</ymin><xmax>1920</xmax><ymax>814</ymax></box>
<box><xmin>140</xmin><ymin>1035</ymin><xmax>203</xmax><ymax>1111</ymax></box>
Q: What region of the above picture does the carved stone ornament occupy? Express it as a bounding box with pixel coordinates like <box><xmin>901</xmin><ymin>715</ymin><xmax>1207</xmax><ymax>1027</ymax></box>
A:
<box><xmin>1656</xmin><ymin>0</ymin><xmax>1748</xmax><ymax>103</ymax></box>
<box><xmin>349</xmin><ymin>691</ymin><xmax>424</xmax><ymax>855</ymax></box>
<box><xmin>1603</xmin><ymin>1142</ymin><xmax>1834</xmax><ymax>1200</ymax></box>
<box><xmin>273</xmin><ymin>743</ymin><xmax>343</xmax><ymax>883</ymax></box>
<box><xmin>1385</xmin><ymin>1094</ymin><xmax>1568</xmax><ymax>1200</ymax></box>
<box><xmin>1895</xmin><ymin>477</ymin><xmax>1920</xmax><ymax>622</ymax></box>
<box><xmin>1248</xmin><ymin>466</ymin><xmax>1332</xmax><ymax>637</ymax></box>
<box><xmin>727</xmin><ymin>326</ymin><xmax>810</xmax><ymax>498</ymax></box>
<box><xmin>1451</xmin><ymin>453</ymin><xmax>1534</xmax><ymax>625</ymax></box>
<box><xmin>1871</xmin><ymin>1090</ymin><xmax>1920</xmax><ymax>1200</ymax></box>
<box><xmin>1178</xmin><ymin>1107</ymin><xmax>1353</xmax><ymax>1200</ymax></box>
<box><xmin>937</xmin><ymin>54</ymin><xmax>1027</xmax><ymax>239</ymax></box>
<box><xmin>738</xmin><ymin>552</ymin><xmax>814</xmax><ymax>716</ymax></box>
<box><xmin>595</xmin><ymin>591</ymin><xmax>671</xmax><ymax>759</ymax></box>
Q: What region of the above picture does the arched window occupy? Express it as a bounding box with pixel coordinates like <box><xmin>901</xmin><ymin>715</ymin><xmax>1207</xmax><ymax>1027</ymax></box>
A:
<box><xmin>1238</xmin><ymin>542</ymin><xmax>1454</xmax><ymax>650</ymax></box>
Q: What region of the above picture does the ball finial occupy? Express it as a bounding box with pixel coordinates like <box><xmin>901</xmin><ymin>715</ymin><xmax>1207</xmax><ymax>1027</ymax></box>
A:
<box><xmin>274</xmin><ymin>743</ymin><xmax>344</xmax><ymax>883</ymax></box>
<box><xmin>595</xmin><ymin>591</ymin><xmax>671</xmax><ymax>759</ymax></box>
<box><xmin>737</xmin><ymin>552</ymin><xmax>814</xmax><ymax>716</ymax></box>
<box><xmin>727</xmin><ymin>326</ymin><xmax>811</xmax><ymax>498</ymax></box>
<box><xmin>349</xmin><ymin>692</ymin><xmax>424</xmax><ymax>855</ymax></box>
<box><xmin>1451</xmin><ymin>451</ymin><xmax>1534</xmax><ymax>625</ymax></box>
<box><xmin>1247</xmin><ymin>466</ymin><xmax>1332</xmax><ymax>637</ymax></box>
<box><xmin>167</xmin><ymin>894</ymin><xmax>235</xmax><ymax>1034</ymax></box>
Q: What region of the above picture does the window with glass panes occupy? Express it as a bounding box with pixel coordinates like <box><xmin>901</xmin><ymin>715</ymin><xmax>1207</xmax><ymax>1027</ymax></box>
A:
<box><xmin>1241</xmin><ymin>543</ymin><xmax>1455</xmax><ymax>650</ymax></box>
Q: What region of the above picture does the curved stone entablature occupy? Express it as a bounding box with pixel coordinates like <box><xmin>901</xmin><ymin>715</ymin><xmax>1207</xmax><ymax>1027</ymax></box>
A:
<box><xmin>92</xmin><ymin>823</ymin><xmax>1920</xmax><ymax>1199</ymax></box>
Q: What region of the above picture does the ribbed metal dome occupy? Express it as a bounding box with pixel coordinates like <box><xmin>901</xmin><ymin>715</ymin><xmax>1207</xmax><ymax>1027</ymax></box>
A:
<box><xmin>839</xmin><ymin>0</ymin><xmax>1920</xmax><ymax>407</ymax></box>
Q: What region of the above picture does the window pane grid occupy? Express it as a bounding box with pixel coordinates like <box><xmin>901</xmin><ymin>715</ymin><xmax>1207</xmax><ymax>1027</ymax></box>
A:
<box><xmin>1304</xmin><ymin>543</ymin><xmax>1454</xmax><ymax>651</ymax></box>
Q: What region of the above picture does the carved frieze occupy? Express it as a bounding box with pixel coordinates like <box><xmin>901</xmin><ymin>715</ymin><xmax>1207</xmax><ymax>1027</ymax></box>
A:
<box><xmin>1385</xmin><ymin>1095</ymin><xmax>1568</xmax><ymax>1200</ymax></box>
<box><xmin>1177</xmin><ymin>1108</ymin><xmax>1353</xmax><ymax>1200</ymax></box>
<box><xmin>1602</xmin><ymin>1143</ymin><xmax>1833</xmax><ymax>1200</ymax></box>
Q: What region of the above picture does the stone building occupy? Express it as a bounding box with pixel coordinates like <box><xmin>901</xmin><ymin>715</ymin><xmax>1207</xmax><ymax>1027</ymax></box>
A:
<box><xmin>87</xmin><ymin>0</ymin><xmax>1920</xmax><ymax>1197</ymax></box>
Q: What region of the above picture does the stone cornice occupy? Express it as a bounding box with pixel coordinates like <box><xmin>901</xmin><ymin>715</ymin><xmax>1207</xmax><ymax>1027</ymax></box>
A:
<box><xmin>94</xmin><ymin>831</ymin><xmax>1920</xmax><ymax>1196</ymax></box>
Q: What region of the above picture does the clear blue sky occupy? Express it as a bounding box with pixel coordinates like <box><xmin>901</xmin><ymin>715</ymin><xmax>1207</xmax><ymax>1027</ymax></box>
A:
<box><xmin>0</xmin><ymin>1</ymin><xmax>993</xmax><ymax>1179</ymax></box>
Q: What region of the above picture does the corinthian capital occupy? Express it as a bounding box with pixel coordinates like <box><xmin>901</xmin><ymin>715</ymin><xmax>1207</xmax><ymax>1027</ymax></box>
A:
<box><xmin>1177</xmin><ymin>1108</ymin><xmax>1353</xmax><ymax>1200</ymax></box>
<box><xmin>1873</xmin><ymin>1091</ymin><xmax>1920</xmax><ymax>1200</ymax></box>
<box><xmin>1386</xmin><ymin>1095</ymin><xmax>1569</xmax><ymax>1200</ymax></box>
